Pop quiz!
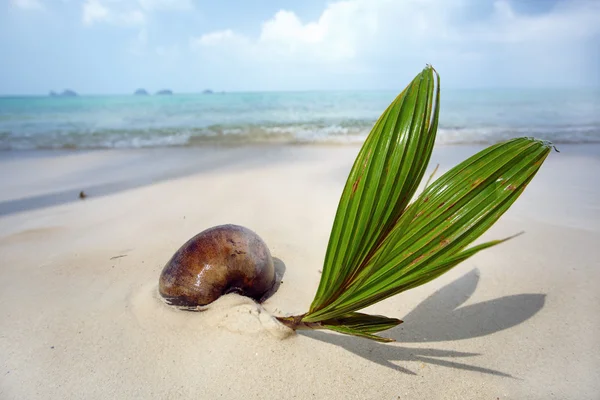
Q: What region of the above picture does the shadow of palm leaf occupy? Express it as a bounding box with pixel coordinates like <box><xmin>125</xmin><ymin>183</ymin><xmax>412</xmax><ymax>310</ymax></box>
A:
<box><xmin>300</xmin><ymin>269</ymin><xmax>545</xmax><ymax>376</ymax></box>
<box><xmin>393</xmin><ymin>269</ymin><xmax>545</xmax><ymax>342</ymax></box>
<box><xmin>302</xmin><ymin>330</ymin><xmax>513</xmax><ymax>376</ymax></box>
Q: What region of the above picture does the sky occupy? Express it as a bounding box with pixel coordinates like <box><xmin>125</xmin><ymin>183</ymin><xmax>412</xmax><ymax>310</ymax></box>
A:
<box><xmin>1</xmin><ymin>0</ymin><xmax>599</xmax><ymax>94</ymax></box>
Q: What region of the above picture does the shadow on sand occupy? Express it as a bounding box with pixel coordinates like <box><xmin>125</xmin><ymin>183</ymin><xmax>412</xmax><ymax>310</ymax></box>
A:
<box><xmin>301</xmin><ymin>269</ymin><xmax>545</xmax><ymax>376</ymax></box>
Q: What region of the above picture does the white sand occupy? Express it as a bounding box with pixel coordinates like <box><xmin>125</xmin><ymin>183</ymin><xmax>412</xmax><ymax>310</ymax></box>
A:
<box><xmin>0</xmin><ymin>144</ymin><xmax>599</xmax><ymax>399</ymax></box>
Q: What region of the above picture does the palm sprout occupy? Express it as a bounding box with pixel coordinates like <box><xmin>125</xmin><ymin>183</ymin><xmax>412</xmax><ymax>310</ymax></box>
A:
<box><xmin>277</xmin><ymin>65</ymin><xmax>552</xmax><ymax>342</ymax></box>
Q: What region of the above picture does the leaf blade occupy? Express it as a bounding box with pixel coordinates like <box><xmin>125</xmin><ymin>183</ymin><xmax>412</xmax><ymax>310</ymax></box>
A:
<box><xmin>322</xmin><ymin>325</ymin><xmax>396</xmax><ymax>343</ymax></box>
<box><xmin>304</xmin><ymin>138</ymin><xmax>551</xmax><ymax>322</ymax></box>
<box><xmin>309</xmin><ymin>65</ymin><xmax>441</xmax><ymax>314</ymax></box>
<box><xmin>321</xmin><ymin>312</ymin><xmax>403</xmax><ymax>333</ymax></box>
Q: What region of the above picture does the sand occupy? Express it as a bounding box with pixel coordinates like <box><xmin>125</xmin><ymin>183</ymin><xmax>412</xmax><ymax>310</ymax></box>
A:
<box><xmin>0</xmin><ymin>144</ymin><xmax>599</xmax><ymax>399</ymax></box>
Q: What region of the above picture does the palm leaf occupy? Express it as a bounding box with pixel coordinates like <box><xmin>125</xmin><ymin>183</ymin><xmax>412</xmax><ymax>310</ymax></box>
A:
<box><xmin>310</xmin><ymin>65</ymin><xmax>441</xmax><ymax>314</ymax></box>
<box><xmin>275</xmin><ymin>66</ymin><xmax>552</xmax><ymax>342</ymax></box>
<box><xmin>321</xmin><ymin>325</ymin><xmax>396</xmax><ymax>343</ymax></box>
<box><xmin>321</xmin><ymin>312</ymin><xmax>402</xmax><ymax>333</ymax></box>
<box><xmin>319</xmin><ymin>312</ymin><xmax>402</xmax><ymax>343</ymax></box>
<box><xmin>303</xmin><ymin>138</ymin><xmax>551</xmax><ymax>322</ymax></box>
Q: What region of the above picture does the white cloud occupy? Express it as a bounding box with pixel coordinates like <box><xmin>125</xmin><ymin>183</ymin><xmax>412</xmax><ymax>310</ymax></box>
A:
<box><xmin>82</xmin><ymin>0</ymin><xmax>110</xmax><ymax>25</ymax></box>
<box><xmin>138</xmin><ymin>0</ymin><xmax>193</xmax><ymax>11</ymax></box>
<box><xmin>192</xmin><ymin>2</ymin><xmax>379</xmax><ymax>63</ymax></box>
<box><xmin>121</xmin><ymin>9</ymin><xmax>145</xmax><ymax>25</ymax></box>
<box><xmin>189</xmin><ymin>0</ymin><xmax>600</xmax><ymax>88</ymax></box>
<box><xmin>256</xmin><ymin>5</ymin><xmax>376</xmax><ymax>62</ymax></box>
<box><xmin>82</xmin><ymin>0</ymin><xmax>145</xmax><ymax>26</ymax></box>
<box><xmin>190</xmin><ymin>30</ymin><xmax>244</xmax><ymax>47</ymax></box>
<box><xmin>82</xmin><ymin>0</ymin><xmax>191</xmax><ymax>27</ymax></box>
<box><xmin>11</xmin><ymin>0</ymin><xmax>43</xmax><ymax>10</ymax></box>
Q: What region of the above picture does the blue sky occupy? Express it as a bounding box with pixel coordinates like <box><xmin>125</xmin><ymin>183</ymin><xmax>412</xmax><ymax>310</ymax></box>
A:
<box><xmin>2</xmin><ymin>0</ymin><xmax>599</xmax><ymax>94</ymax></box>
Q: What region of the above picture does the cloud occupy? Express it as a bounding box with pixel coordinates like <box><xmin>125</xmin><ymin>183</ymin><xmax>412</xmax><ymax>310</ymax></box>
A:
<box><xmin>191</xmin><ymin>2</ymin><xmax>379</xmax><ymax>65</ymax></box>
<box><xmin>82</xmin><ymin>0</ymin><xmax>109</xmax><ymax>25</ymax></box>
<box><xmin>190</xmin><ymin>30</ymin><xmax>246</xmax><ymax>47</ymax></box>
<box><xmin>191</xmin><ymin>0</ymin><xmax>448</xmax><ymax>63</ymax></box>
<box><xmin>82</xmin><ymin>0</ymin><xmax>145</xmax><ymax>26</ymax></box>
<box><xmin>11</xmin><ymin>0</ymin><xmax>43</xmax><ymax>10</ymax></box>
<box><xmin>82</xmin><ymin>0</ymin><xmax>192</xmax><ymax>26</ymax></box>
<box><xmin>189</xmin><ymin>0</ymin><xmax>600</xmax><ymax>88</ymax></box>
<box><xmin>137</xmin><ymin>0</ymin><xmax>192</xmax><ymax>11</ymax></box>
<box><xmin>256</xmin><ymin>5</ymin><xmax>377</xmax><ymax>62</ymax></box>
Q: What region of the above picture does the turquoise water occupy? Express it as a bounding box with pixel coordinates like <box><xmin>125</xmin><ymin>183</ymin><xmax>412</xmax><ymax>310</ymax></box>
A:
<box><xmin>0</xmin><ymin>89</ymin><xmax>598</xmax><ymax>150</ymax></box>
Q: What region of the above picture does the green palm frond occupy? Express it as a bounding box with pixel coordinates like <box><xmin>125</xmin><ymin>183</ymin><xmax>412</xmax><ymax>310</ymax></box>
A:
<box><xmin>321</xmin><ymin>313</ymin><xmax>402</xmax><ymax>342</ymax></box>
<box><xmin>311</xmin><ymin>65</ymin><xmax>441</xmax><ymax>315</ymax></box>
<box><xmin>276</xmin><ymin>66</ymin><xmax>552</xmax><ymax>342</ymax></box>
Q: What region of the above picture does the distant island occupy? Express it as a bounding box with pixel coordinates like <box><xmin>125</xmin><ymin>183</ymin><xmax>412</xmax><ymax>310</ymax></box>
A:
<box><xmin>50</xmin><ymin>89</ymin><xmax>78</xmax><ymax>97</ymax></box>
<box><xmin>203</xmin><ymin>89</ymin><xmax>213</xmax><ymax>94</ymax></box>
<box><xmin>134</xmin><ymin>89</ymin><xmax>149</xmax><ymax>96</ymax></box>
<box><xmin>156</xmin><ymin>89</ymin><xmax>173</xmax><ymax>95</ymax></box>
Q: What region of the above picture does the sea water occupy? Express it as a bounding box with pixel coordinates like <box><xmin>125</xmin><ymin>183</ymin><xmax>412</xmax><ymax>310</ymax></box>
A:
<box><xmin>0</xmin><ymin>89</ymin><xmax>598</xmax><ymax>150</ymax></box>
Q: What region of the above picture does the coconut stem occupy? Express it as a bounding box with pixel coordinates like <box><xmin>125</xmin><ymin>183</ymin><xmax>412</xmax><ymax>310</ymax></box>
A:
<box><xmin>276</xmin><ymin>314</ymin><xmax>322</xmax><ymax>331</ymax></box>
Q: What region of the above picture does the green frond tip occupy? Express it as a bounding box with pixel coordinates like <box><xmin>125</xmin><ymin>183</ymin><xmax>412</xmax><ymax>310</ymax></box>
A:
<box><xmin>281</xmin><ymin>66</ymin><xmax>553</xmax><ymax>342</ymax></box>
<box><xmin>309</xmin><ymin>64</ymin><xmax>441</xmax><ymax>315</ymax></box>
<box><xmin>322</xmin><ymin>325</ymin><xmax>396</xmax><ymax>343</ymax></box>
<box><xmin>321</xmin><ymin>312</ymin><xmax>403</xmax><ymax>334</ymax></box>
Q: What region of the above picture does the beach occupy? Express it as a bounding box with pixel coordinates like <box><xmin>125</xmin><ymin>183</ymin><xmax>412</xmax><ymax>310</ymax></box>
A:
<box><xmin>0</xmin><ymin>143</ymin><xmax>599</xmax><ymax>399</ymax></box>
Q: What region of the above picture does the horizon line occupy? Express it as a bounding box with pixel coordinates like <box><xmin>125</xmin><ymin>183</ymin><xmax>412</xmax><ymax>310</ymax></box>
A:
<box><xmin>1</xmin><ymin>85</ymin><xmax>599</xmax><ymax>97</ymax></box>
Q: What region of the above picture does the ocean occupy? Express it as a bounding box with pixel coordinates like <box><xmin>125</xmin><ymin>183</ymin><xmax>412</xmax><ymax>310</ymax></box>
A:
<box><xmin>0</xmin><ymin>89</ymin><xmax>598</xmax><ymax>150</ymax></box>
